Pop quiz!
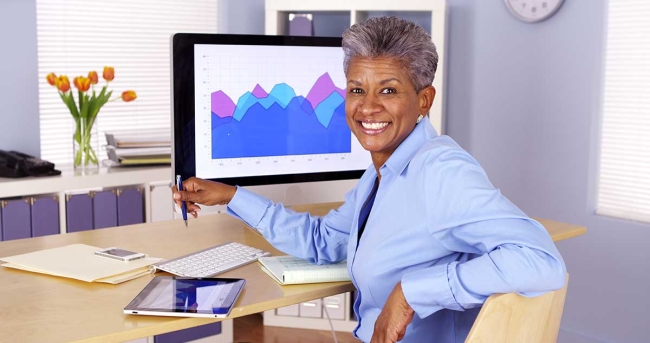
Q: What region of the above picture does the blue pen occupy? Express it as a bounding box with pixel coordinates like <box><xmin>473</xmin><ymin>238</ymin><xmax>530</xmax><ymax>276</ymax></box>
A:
<box><xmin>176</xmin><ymin>175</ymin><xmax>188</xmax><ymax>228</ymax></box>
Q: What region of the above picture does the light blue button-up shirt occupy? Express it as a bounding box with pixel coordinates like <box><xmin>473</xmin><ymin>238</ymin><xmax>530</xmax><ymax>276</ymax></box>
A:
<box><xmin>227</xmin><ymin>120</ymin><xmax>566</xmax><ymax>343</ymax></box>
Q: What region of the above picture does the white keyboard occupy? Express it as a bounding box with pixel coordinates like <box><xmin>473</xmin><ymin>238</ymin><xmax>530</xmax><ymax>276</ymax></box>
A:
<box><xmin>151</xmin><ymin>242</ymin><xmax>271</xmax><ymax>278</ymax></box>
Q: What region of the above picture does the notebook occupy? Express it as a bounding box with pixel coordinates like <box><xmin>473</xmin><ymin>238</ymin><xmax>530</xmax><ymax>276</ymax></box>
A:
<box><xmin>0</xmin><ymin>244</ymin><xmax>161</xmax><ymax>284</ymax></box>
<box><xmin>257</xmin><ymin>256</ymin><xmax>350</xmax><ymax>285</ymax></box>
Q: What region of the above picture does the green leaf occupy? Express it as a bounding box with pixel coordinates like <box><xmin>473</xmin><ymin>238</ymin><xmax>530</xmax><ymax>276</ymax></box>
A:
<box><xmin>78</xmin><ymin>90</ymin><xmax>84</xmax><ymax>113</ymax></box>
<box><xmin>80</xmin><ymin>93</ymin><xmax>90</xmax><ymax>119</ymax></box>
<box><xmin>60</xmin><ymin>91</ymin><xmax>79</xmax><ymax>118</ymax></box>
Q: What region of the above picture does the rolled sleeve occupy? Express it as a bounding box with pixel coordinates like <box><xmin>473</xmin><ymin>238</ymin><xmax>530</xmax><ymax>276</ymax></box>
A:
<box><xmin>401</xmin><ymin>262</ymin><xmax>464</xmax><ymax>319</ymax></box>
<box><xmin>226</xmin><ymin>186</ymin><xmax>271</xmax><ymax>230</ymax></box>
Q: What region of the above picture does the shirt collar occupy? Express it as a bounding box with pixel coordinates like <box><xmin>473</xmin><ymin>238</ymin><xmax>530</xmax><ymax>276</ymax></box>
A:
<box><xmin>381</xmin><ymin>119</ymin><xmax>438</xmax><ymax>176</ymax></box>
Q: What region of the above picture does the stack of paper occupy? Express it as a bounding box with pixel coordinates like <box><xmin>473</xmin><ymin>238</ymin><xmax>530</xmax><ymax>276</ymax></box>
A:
<box><xmin>104</xmin><ymin>129</ymin><xmax>171</xmax><ymax>166</ymax></box>
<box><xmin>258</xmin><ymin>255</ymin><xmax>350</xmax><ymax>285</ymax></box>
<box><xmin>0</xmin><ymin>244</ymin><xmax>162</xmax><ymax>284</ymax></box>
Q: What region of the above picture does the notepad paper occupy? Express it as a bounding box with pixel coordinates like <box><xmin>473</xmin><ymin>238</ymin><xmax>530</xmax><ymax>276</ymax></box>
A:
<box><xmin>0</xmin><ymin>244</ymin><xmax>161</xmax><ymax>284</ymax></box>
<box><xmin>257</xmin><ymin>256</ymin><xmax>349</xmax><ymax>285</ymax></box>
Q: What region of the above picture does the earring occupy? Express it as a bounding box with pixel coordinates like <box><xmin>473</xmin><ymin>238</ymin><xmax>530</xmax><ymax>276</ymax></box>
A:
<box><xmin>416</xmin><ymin>114</ymin><xmax>424</xmax><ymax>124</ymax></box>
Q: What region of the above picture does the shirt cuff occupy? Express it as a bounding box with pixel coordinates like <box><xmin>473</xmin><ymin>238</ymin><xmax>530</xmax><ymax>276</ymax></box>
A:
<box><xmin>226</xmin><ymin>186</ymin><xmax>271</xmax><ymax>230</ymax></box>
<box><xmin>401</xmin><ymin>262</ymin><xmax>464</xmax><ymax>319</ymax></box>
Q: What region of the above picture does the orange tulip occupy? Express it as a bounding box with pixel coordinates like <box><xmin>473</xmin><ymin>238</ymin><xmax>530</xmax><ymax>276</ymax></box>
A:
<box><xmin>73</xmin><ymin>76</ymin><xmax>91</xmax><ymax>92</ymax></box>
<box><xmin>55</xmin><ymin>75</ymin><xmax>70</xmax><ymax>92</ymax></box>
<box><xmin>46</xmin><ymin>72</ymin><xmax>57</xmax><ymax>86</ymax></box>
<box><xmin>103</xmin><ymin>66</ymin><xmax>114</xmax><ymax>81</ymax></box>
<box><xmin>88</xmin><ymin>71</ymin><xmax>98</xmax><ymax>84</ymax></box>
<box><xmin>121</xmin><ymin>90</ymin><xmax>137</xmax><ymax>102</ymax></box>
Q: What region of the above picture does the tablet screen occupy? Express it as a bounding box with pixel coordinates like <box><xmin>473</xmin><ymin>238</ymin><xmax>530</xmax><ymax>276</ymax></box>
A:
<box><xmin>125</xmin><ymin>276</ymin><xmax>245</xmax><ymax>316</ymax></box>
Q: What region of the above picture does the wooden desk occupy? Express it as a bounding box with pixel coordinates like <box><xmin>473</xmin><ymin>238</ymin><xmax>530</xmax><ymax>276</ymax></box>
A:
<box><xmin>0</xmin><ymin>204</ymin><xmax>586</xmax><ymax>343</ymax></box>
<box><xmin>293</xmin><ymin>202</ymin><xmax>588</xmax><ymax>243</ymax></box>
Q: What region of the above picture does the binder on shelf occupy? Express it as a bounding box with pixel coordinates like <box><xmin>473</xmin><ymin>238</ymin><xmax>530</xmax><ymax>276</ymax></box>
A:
<box><xmin>150</xmin><ymin>183</ymin><xmax>173</xmax><ymax>222</ymax></box>
<box><xmin>105</xmin><ymin>129</ymin><xmax>170</xmax><ymax>148</ymax></box>
<box><xmin>289</xmin><ymin>13</ymin><xmax>314</xmax><ymax>36</ymax></box>
<box><xmin>117</xmin><ymin>188</ymin><xmax>144</xmax><ymax>226</ymax></box>
<box><xmin>1</xmin><ymin>199</ymin><xmax>32</xmax><ymax>241</ymax></box>
<box><xmin>66</xmin><ymin>193</ymin><xmax>93</xmax><ymax>233</ymax></box>
<box><xmin>31</xmin><ymin>197</ymin><xmax>60</xmax><ymax>237</ymax></box>
<box><xmin>92</xmin><ymin>190</ymin><xmax>117</xmax><ymax>229</ymax></box>
<box><xmin>154</xmin><ymin>323</ymin><xmax>222</xmax><ymax>343</ymax></box>
<box><xmin>0</xmin><ymin>204</ymin><xmax>3</xmax><ymax>241</ymax></box>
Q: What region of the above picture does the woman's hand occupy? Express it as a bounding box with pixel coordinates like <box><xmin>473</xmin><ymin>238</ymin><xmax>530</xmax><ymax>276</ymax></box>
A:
<box><xmin>172</xmin><ymin>177</ymin><xmax>237</xmax><ymax>218</ymax></box>
<box><xmin>370</xmin><ymin>282</ymin><xmax>415</xmax><ymax>343</ymax></box>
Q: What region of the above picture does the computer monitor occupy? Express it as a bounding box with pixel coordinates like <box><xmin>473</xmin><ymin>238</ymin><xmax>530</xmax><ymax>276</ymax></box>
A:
<box><xmin>171</xmin><ymin>33</ymin><xmax>371</xmax><ymax>206</ymax></box>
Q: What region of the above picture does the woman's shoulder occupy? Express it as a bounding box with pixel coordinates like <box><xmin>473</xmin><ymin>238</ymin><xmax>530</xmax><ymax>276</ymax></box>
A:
<box><xmin>415</xmin><ymin>135</ymin><xmax>478</xmax><ymax>167</ymax></box>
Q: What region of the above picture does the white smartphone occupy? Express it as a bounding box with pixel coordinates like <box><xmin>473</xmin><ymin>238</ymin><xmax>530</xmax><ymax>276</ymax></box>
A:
<box><xmin>95</xmin><ymin>247</ymin><xmax>147</xmax><ymax>262</ymax></box>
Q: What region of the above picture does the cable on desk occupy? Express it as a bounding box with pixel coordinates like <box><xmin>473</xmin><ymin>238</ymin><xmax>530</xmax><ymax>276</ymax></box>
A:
<box><xmin>323</xmin><ymin>304</ymin><xmax>339</xmax><ymax>343</ymax></box>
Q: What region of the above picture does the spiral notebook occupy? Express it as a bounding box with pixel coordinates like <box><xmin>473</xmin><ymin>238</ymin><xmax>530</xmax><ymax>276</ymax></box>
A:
<box><xmin>257</xmin><ymin>255</ymin><xmax>350</xmax><ymax>285</ymax></box>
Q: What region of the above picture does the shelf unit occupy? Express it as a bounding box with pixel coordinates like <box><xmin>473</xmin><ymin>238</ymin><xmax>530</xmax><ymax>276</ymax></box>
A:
<box><xmin>265</xmin><ymin>0</ymin><xmax>448</xmax><ymax>135</ymax></box>
<box><xmin>0</xmin><ymin>165</ymin><xmax>172</xmax><ymax>232</ymax></box>
<box><xmin>263</xmin><ymin>0</ymin><xmax>448</xmax><ymax>332</ymax></box>
<box><xmin>0</xmin><ymin>165</ymin><xmax>233</xmax><ymax>343</ymax></box>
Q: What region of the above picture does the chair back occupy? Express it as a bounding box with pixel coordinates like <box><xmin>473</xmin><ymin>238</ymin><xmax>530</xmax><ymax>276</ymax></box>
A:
<box><xmin>465</xmin><ymin>274</ymin><xmax>569</xmax><ymax>343</ymax></box>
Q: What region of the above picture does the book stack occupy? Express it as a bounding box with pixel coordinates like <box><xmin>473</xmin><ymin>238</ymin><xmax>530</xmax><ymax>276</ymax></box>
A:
<box><xmin>103</xmin><ymin>129</ymin><xmax>171</xmax><ymax>166</ymax></box>
<box><xmin>257</xmin><ymin>255</ymin><xmax>350</xmax><ymax>285</ymax></box>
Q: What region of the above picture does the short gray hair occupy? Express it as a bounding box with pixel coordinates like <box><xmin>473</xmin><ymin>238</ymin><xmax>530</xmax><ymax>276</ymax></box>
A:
<box><xmin>342</xmin><ymin>16</ymin><xmax>438</xmax><ymax>92</ymax></box>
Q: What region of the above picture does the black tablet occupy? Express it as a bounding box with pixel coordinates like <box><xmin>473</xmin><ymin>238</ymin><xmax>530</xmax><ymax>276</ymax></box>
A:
<box><xmin>124</xmin><ymin>276</ymin><xmax>245</xmax><ymax>318</ymax></box>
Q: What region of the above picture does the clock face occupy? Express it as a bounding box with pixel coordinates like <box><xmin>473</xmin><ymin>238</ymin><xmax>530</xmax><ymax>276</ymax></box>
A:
<box><xmin>504</xmin><ymin>0</ymin><xmax>565</xmax><ymax>23</ymax></box>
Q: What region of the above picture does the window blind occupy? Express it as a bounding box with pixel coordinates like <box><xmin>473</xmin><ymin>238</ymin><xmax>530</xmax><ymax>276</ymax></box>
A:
<box><xmin>597</xmin><ymin>0</ymin><xmax>650</xmax><ymax>223</ymax></box>
<box><xmin>36</xmin><ymin>0</ymin><xmax>217</xmax><ymax>164</ymax></box>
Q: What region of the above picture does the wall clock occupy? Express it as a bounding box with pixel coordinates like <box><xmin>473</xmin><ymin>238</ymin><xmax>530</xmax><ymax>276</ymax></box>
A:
<box><xmin>504</xmin><ymin>0</ymin><xmax>565</xmax><ymax>23</ymax></box>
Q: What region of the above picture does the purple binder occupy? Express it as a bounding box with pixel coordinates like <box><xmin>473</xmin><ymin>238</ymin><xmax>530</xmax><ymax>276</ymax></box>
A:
<box><xmin>66</xmin><ymin>193</ymin><xmax>93</xmax><ymax>233</ymax></box>
<box><xmin>117</xmin><ymin>188</ymin><xmax>144</xmax><ymax>226</ymax></box>
<box><xmin>31</xmin><ymin>197</ymin><xmax>60</xmax><ymax>237</ymax></box>
<box><xmin>0</xmin><ymin>205</ymin><xmax>2</xmax><ymax>241</ymax></box>
<box><xmin>93</xmin><ymin>190</ymin><xmax>118</xmax><ymax>229</ymax></box>
<box><xmin>154</xmin><ymin>322</ymin><xmax>222</xmax><ymax>343</ymax></box>
<box><xmin>289</xmin><ymin>14</ymin><xmax>314</xmax><ymax>36</ymax></box>
<box><xmin>1</xmin><ymin>199</ymin><xmax>32</xmax><ymax>240</ymax></box>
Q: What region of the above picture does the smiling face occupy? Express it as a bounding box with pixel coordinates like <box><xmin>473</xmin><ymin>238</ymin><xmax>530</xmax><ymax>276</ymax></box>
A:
<box><xmin>345</xmin><ymin>56</ymin><xmax>435</xmax><ymax>169</ymax></box>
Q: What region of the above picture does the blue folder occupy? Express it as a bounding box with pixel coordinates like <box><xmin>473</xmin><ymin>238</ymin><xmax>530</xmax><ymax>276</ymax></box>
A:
<box><xmin>1</xmin><ymin>199</ymin><xmax>32</xmax><ymax>240</ymax></box>
<box><xmin>66</xmin><ymin>193</ymin><xmax>93</xmax><ymax>233</ymax></box>
<box><xmin>31</xmin><ymin>196</ymin><xmax>60</xmax><ymax>237</ymax></box>
<box><xmin>117</xmin><ymin>188</ymin><xmax>144</xmax><ymax>226</ymax></box>
<box><xmin>93</xmin><ymin>190</ymin><xmax>118</xmax><ymax>229</ymax></box>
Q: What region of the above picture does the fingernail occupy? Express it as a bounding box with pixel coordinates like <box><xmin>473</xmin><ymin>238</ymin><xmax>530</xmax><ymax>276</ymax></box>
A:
<box><xmin>173</xmin><ymin>193</ymin><xmax>180</xmax><ymax>200</ymax></box>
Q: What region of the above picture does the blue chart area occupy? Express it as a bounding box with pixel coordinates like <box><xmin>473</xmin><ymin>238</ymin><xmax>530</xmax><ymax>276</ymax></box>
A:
<box><xmin>211</xmin><ymin>81</ymin><xmax>351</xmax><ymax>159</ymax></box>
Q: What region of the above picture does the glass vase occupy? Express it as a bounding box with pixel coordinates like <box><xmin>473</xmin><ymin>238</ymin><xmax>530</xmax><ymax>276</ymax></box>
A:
<box><xmin>73</xmin><ymin>117</ymin><xmax>99</xmax><ymax>172</ymax></box>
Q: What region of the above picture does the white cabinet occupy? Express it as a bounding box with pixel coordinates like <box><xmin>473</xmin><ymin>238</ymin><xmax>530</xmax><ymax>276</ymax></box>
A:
<box><xmin>299</xmin><ymin>299</ymin><xmax>323</xmax><ymax>318</ymax></box>
<box><xmin>150</xmin><ymin>181</ymin><xmax>173</xmax><ymax>222</ymax></box>
<box><xmin>322</xmin><ymin>293</ymin><xmax>346</xmax><ymax>320</ymax></box>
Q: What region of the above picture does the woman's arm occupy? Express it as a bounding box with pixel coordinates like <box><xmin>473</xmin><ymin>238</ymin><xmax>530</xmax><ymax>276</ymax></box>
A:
<box><xmin>227</xmin><ymin>186</ymin><xmax>357</xmax><ymax>264</ymax></box>
<box><xmin>401</xmin><ymin>147</ymin><xmax>566</xmax><ymax>318</ymax></box>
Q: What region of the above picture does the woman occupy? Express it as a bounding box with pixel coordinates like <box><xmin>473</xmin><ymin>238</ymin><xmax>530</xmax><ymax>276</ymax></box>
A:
<box><xmin>173</xmin><ymin>16</ymin><xmax>566</xmax><ymax>343</ymax></box>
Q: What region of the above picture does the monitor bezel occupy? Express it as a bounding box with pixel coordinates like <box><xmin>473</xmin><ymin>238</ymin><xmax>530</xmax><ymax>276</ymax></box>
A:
<box><xmin>172</xmin><ymin>33</ymin><xmax>365</xmax><ymax>186</ymax></box>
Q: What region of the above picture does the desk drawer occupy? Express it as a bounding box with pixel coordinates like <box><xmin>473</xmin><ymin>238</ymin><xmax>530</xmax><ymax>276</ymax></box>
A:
<box><xmin>299</xmin><ymin>299</ymin><xmax>322</xmax><ymax>318</ymax></box>
<box><xmin>276</xmin><ymin>304</ymin><xmax>300</xmax><ymax>317</ymax></box>
<box><xmin>322</xmin><ymin>293</ymin><xmax>346</xmax><ymax>320</ymax></box>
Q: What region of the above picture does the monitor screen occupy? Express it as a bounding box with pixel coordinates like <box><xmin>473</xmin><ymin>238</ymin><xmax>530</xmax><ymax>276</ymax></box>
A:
<box><xmin>172</xmin><ymin>34</ymin><xmax>371</xmax><ymax>186</ymax></box>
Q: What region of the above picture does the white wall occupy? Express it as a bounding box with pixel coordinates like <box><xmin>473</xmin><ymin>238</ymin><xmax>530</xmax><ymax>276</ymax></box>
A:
<box><xmin>0</xmin><ymin>0</ymin><xmax>40</xmax><ymax>156</ymax></box>
<box><xmin>446</xmin><ymin>1</ymin><xmax>649</xmax><ymax>342</ymax></box>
